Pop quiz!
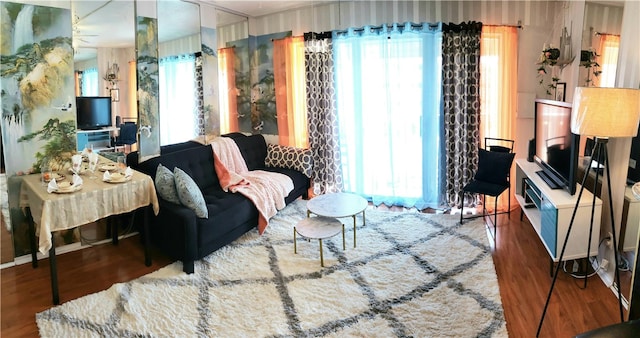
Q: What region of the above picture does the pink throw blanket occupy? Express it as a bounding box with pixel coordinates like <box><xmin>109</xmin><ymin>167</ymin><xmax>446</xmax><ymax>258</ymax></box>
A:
<box><xmin>210</xmin><ymin>137</ymin><xmax>293</xmax><ymax>235</ymax></box>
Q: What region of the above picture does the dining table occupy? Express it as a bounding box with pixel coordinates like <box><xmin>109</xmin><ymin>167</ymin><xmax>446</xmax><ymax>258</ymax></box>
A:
<box><xmin>19</xmin><ymin>155</ymin><xmax>159</xmax><ymax>305</ymax></box>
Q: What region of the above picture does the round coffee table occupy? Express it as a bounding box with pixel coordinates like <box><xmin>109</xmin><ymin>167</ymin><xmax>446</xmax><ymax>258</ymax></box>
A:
<box><xmin>294</xmin><ymin>216</ymin><xmax>345</xmax><ymax>267</ymax></box>
<box><xmin>306</xmin><ymin>192</ymin><xmax>368</xmax><ymax>248</ymax></box>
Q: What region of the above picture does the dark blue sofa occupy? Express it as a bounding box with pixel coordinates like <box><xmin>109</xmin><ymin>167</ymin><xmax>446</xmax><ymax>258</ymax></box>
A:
<box><xmin>128</xmin><ymin>133</ymin><xmax>310</xmax><ymax>273</ymax></box>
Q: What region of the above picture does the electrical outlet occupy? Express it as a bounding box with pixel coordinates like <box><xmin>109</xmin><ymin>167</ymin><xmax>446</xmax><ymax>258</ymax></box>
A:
<box><xmin>606</xmin><ymin>232</ymin><xmax>614</xmax><ymax>249</ymax></box>
<box><xmin>602</xmin><ymin>259</ymin><xmax>609</xmax><ymax>271</ymax></box>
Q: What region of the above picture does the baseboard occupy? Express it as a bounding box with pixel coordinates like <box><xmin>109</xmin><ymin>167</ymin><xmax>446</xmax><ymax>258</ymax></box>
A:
<box><xmin>593</xmin><ymin>258</ymin><xmax>629</xmax><ymax>310</ymax></box>
<box><xmin>1</xmin><ymin>232</ymin><xmax>138</xmax><ymax>270</ymax></box>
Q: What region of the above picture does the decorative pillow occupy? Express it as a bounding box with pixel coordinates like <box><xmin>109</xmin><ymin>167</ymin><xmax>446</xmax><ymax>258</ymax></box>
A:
<box><xmin>174</xmin><ymin>167</ymin><xmax>208</xmax><ymax>218</ymax></box>
<box><xmin>155</xmin><ymin>164</ymin><xmax>180</xmax><ymax>204</ymax></box>
<box><xmin>265</xmin><ymin>144</ymin><xmax>313</xmax><ymax>178</ymax></box>
<box><xmin>474</xmin><ymin>148</ymin><xmax>515</xmax><ymax>185</ymax></box>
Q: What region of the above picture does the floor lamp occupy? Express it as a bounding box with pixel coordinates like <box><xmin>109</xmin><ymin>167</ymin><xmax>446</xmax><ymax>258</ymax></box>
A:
<box><xmin>536</xmin><ymin>87</ymin><xmax>640</xmax><ymax>337</ymax></box>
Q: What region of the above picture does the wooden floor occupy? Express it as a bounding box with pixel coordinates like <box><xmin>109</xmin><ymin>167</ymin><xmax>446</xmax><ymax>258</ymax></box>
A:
<box><xmin>0</xmin><ymin>206</ymin><xmax>627</xmax><ymax>337</ymax></box>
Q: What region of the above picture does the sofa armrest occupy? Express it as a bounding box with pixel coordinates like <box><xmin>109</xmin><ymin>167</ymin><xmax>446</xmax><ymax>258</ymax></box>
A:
<box><xmin>153</xmin><ymin>200</ymin><xmax>200</xmax><ymax>272</ymax></box>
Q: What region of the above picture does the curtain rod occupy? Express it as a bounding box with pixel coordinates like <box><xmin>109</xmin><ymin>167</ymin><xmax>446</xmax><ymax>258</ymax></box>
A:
<box><xmin>485</xmin><ymin>20</ymin><xmax>523</xmax><ymax>30</ymax></box>
<box><xmin>595</xmin><ymin>31</ymin><xmax>620</xmax><ymax>37</ymax></box>
<box><xmin>334</xmin><ymin>23</ymin><xmax>440</xmax><ymax>35</ymax></box>
<box><xmin>485</xmin><ymin>23</ymin><xmax>523</xmax><ymax>30</ymax></box>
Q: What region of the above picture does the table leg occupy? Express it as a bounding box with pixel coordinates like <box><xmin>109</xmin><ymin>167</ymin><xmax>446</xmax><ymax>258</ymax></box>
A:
<box><xmin>26</xmin><ymin>207</ymin><xmax>38</xmax><ymax>268</ymax></box>
<box><xmin>319</xmin><ymin>239</ymin><xmax>324</xmax><ymax>267</ymax></box>
<box><xmin>111</xmin><ymin>216</ymin><xmax>119</xmax><ymax>245</ymax></box>
<box><xmin>294</xmin><ymin>227</ymin><xmax>297</xmax><ymax>254</ymax></box>
<box><xmin>342</xmin><ymin>224</ymin><xmax>346</xmax><ymax>250</ymax></box>
<box><xmin>363</xmin><ymin>210</ymin><xmax>366</xmax><ymax>226</ymax></box>
<box><xmin>144</xmin><ymin>207</ymin><xmax>151</xmax><ymax>267</ymax></box>
<box><xmin>352</xmin><ymin>215</ymin><xmax>357</xmax><ymax>248</ymax></box>
<box><xmin>49</xmin><ymin>235</ymin><xmax>59</xmax><ymax>305</ymax></box>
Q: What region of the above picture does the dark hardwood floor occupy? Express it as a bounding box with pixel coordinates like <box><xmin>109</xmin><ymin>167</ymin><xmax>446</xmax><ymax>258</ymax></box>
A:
<box><xmin>0</xmin><ymin>206</ymin><xmax>627</xmax><ymax>337</ymax></box>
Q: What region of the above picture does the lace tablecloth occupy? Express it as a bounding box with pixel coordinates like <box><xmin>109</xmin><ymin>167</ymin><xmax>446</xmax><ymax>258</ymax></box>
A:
<box><xmin>20</xmin><ymin>168</ymin><xmax>159</xmax><ymax>254</ymax></box>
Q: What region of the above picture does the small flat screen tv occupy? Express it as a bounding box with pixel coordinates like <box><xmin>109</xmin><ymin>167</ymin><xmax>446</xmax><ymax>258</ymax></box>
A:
<box><xmin>533</xmin><ymin>99</ymin><xmax>580</xmax><ymax>195</ymax></box>
<box><xmin>76</xmin><ymin>96</ymin><xmax>112</xmax><ymax>130</ymax></box>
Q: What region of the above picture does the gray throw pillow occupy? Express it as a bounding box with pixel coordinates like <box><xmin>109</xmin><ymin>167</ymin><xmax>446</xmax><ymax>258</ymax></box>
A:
<box><xmin>155</xmin><ymin>164</ymin><xmax>180</xmax><ymax>204</ymax></box>
<box><xmin>174</xmin><ymin>167</ymin><xmax>208</xmax><ymax>218</ymax></box>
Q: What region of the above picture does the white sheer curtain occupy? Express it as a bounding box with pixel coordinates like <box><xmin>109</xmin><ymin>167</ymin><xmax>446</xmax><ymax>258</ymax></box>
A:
<box><xmin>333</xmin><ymin>23</ymin><xmax>443</xmax><ymax>209</ymax></box>
<box><xmin>159</xmin><ymin>54</ymin><xmax>197</xmax><ymax>145</ymax></box>
<box><xmin>80</xmin><ymin>68</ymin><xmax>99</xmax><ymax>96</ymax></box>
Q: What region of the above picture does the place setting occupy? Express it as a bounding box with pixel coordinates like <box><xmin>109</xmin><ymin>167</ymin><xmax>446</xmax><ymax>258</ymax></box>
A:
<box><xmin>44</xmin><ymin>154</ymin><xmax>89</xmax><ymax>194</ymax></box>
<box><xmin>102</xmin><ymin>156</ymin><xmax>133</xmax><ymax>183</ymax></box>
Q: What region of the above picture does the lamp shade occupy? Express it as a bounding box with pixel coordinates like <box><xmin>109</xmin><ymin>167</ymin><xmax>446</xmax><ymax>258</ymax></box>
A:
<box><xmin>571</xmin><ymin>87</ymin><xmax>640</xmax><ymax>137</ymax></box>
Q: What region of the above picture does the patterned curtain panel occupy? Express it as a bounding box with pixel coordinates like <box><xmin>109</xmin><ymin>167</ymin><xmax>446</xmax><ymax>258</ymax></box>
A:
<box><xmin>195</xmin><ymin>53</ymin><xmax>205</xmax><ymax>136</ymax></box>
<box><xmin>304</xmin><ymin>34</ymin><xmax>344</xmax><ymax>195</ymax></box>
<box><xmin>442</xmin><ymin>21</ymin><xmax>483</xmax><ymax>208</ymax></box>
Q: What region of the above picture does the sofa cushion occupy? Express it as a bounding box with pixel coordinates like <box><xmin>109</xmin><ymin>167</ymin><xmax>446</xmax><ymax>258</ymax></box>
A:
<box><xmin>155</xmin><ymin>164</ymin><xmax>180</xmax><ymax>204</ymax></box>
<box><xmin>223</xmin><ymin>133</ymin><xmax>268</xmax><ymax>170</ymax></box>
<box><xmin>265</xmin><ymin>144</ymin><xmax>313</xmax><ymax>178</ymax></box>
<box><xmin>174</xmin><ymin>167</ymin><xmax>208</xmax><ymax>218</ymax></box>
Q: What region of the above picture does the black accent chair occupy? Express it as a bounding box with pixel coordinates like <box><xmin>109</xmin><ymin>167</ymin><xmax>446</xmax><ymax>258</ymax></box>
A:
<box><xmin>459</xmin><ymin>138</ymin><xmax>515</xmax><ymax>239</ymax></box>
<box><xmin>115</xmin><ymin>122</ymin><xmax>137</xmax><ymax>153</ymax></box>
<box><xmin>484</xmin><ymin>137</ymin><xmax>515</xmax><ymax>216</ymax></box>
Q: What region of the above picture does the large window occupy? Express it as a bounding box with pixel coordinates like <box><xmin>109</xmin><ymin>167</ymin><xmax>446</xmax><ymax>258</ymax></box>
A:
<box><xmin>333</xmin><ymin>26</ymin><xmax>443</xmax><ymax>209</ymax></box>
<box><xmin>158</xmin><ymin>54</ymin><xmax>197</xmax><ymax>145</ymax></box>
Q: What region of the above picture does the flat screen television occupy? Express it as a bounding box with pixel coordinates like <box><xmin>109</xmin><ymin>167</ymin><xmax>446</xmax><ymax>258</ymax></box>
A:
<box><xmin>76</xmin><ymin>96</ymin><xmax>112</xmax><ymax>130</ymax></box>
<box><xmin>533</xmin><ymin>99</ymin><xmax>580</xmax><ymax>195</ymax></box>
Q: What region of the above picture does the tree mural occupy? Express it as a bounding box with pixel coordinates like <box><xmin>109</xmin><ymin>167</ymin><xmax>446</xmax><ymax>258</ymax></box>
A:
<box><xmin>0</xmin><ymin>2</ymin><xmax>77</xmax><ymax>257</ymax></box>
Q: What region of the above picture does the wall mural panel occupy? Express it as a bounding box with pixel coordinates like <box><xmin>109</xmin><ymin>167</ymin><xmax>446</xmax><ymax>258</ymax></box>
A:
<box><xmin>136</xmin><ymin>16</ymin><xmax>160</xmax><ymax>161</ymax></box>
<box><xmin>201</xmin><ymin>26</ymin><xmax>218</xmax><ymax>136</ymax></box>
<box><xmin>0</xmin><ymin>2</ymin><xmax>79</xmax><ymax>257</ymax></box>
<box><xmin>229</xmin><ymin>31</ymin><xmax>291</xmax><ymax>135</ymax></box>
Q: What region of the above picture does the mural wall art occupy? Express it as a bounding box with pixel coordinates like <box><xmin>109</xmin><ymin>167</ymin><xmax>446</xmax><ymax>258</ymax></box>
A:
<box><xmin>228</xmin><ymin>31</ymin><xmax>292</xmax><ymax>135</ymax></box>
<box><xmin>135</xmin><ymin>15</ymin><xmax>160</xmax><ymax>161</ymax></box>
<box><xmin>0</xmin><ymin>1</ymin><xmax>79</xmax><ymax>257</ymax></box>
<box><xmin>201</xmin><ymin>26</ymin><xmax>219</xmax><ymax>136</ymax></box>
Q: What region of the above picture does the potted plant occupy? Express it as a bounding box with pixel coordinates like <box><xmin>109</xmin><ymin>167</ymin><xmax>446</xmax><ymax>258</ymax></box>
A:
<box><xmin>580</xmin><ymin>49</ymin><xmax>601</xmax><ymax>86</ymax></box>
<box><xmin>536</xmin><ymin>46</ymin><xmax>561</xmax><ymax>96</ymax></box>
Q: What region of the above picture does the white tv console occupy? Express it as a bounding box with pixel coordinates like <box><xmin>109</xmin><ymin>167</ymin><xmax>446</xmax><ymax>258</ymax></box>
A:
<box><xmin>76</xmin><ymin>127</ymin><xmax>118</xmax><ymax>152</ymax></box>
<box><xmin>515</xmin><ymin>159</ymin><xmax>602</xmax><ymax>266</ymax></box>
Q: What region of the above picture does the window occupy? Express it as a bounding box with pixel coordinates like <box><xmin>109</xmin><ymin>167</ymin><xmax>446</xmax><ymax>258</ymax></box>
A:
<box><xmin>80</xmin><ymin>68</ymin><xmax>99</xmax><ymax>96</ymax></box>
<box><xmin>158</xmin><ymin>54</ymin><xmax>197</xmax><ymax>145</ymax></box>
<box><xmin>333</xmin><ymin>27</ymin><xmax>443</xmax><ymax>209</ymax></box>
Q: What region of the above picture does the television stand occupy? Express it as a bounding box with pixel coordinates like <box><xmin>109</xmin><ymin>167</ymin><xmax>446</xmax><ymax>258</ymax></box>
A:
<box><xmin>535</xmin><ymin>170</ymin><xmax>562</xmax><ymax>190</ymax></box>
<box><xmin>515</xmin><ymin>159</ymin><xmax>602</xmax><ymax>268</ymax></box>
<box><xmin>76</xmin><ymin>127</ymin><xmax>118</xmax><ymax>152</ymax></box>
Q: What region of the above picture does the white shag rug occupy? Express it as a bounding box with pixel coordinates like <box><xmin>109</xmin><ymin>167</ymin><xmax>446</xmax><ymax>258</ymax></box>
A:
<box><xmin>36</xmin><ymin>200</ymin><xmax>508</xmax><ymax>337</ymax></box>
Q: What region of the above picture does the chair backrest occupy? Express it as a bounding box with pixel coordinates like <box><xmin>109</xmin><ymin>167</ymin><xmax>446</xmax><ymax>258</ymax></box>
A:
<box><xmin>485</xmin><ymin>137</ymin><xmax>514</xmax><ymax>153</ymax></box>
<box><xmin>119</xmin><ymin>123</ymin><xmax>137</xmax><ymax>145</ymax></box>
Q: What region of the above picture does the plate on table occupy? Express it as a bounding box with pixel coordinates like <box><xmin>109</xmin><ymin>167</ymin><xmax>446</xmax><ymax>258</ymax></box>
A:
<box><xmin>52</xmin><ymin>181</ymin><xmax>82</xmax><ymax>194</ymax></box>
<box><xmin>99</xmin><ymin>163</ymin><xmax>118</xmax><ymax>172</ymax></box>
<box><xmin>43</xmin><ymin>172</ymin><xmax>65</xmax><ymax>182</ymax></box>
<box><xmin>104</xmin><ymin>173</ymin><xmax>132</xmax><ymax>183</ymax></box>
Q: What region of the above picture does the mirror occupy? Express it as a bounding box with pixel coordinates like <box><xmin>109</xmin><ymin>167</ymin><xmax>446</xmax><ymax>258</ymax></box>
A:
<box><xmin>579</xmin><ymin>1</ymin><xmax>624</xmax><ymax>88</ymax></box>
<box><xmin>582</xmin><ymin>0</ymin><xmax>634</xmax><ymax>309</ymax></box>
<box><xmin>156</xmin><ymin>0</ymin><xmax>201</xmax><ymax>144</ymax></box>
<box><xmin>215</xmin><ymin>8</ymin><xmax>249</xmax><ymax>135</ymax></box>
<box><xmin>158</xmin><ymin>0</ymin><xmax>200</xmax><ymax>57</ymax></box>
<box><xmin>72</xmin><ymin>0</ymin><xmax>135</xmax><ymax>123</ymax></box>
